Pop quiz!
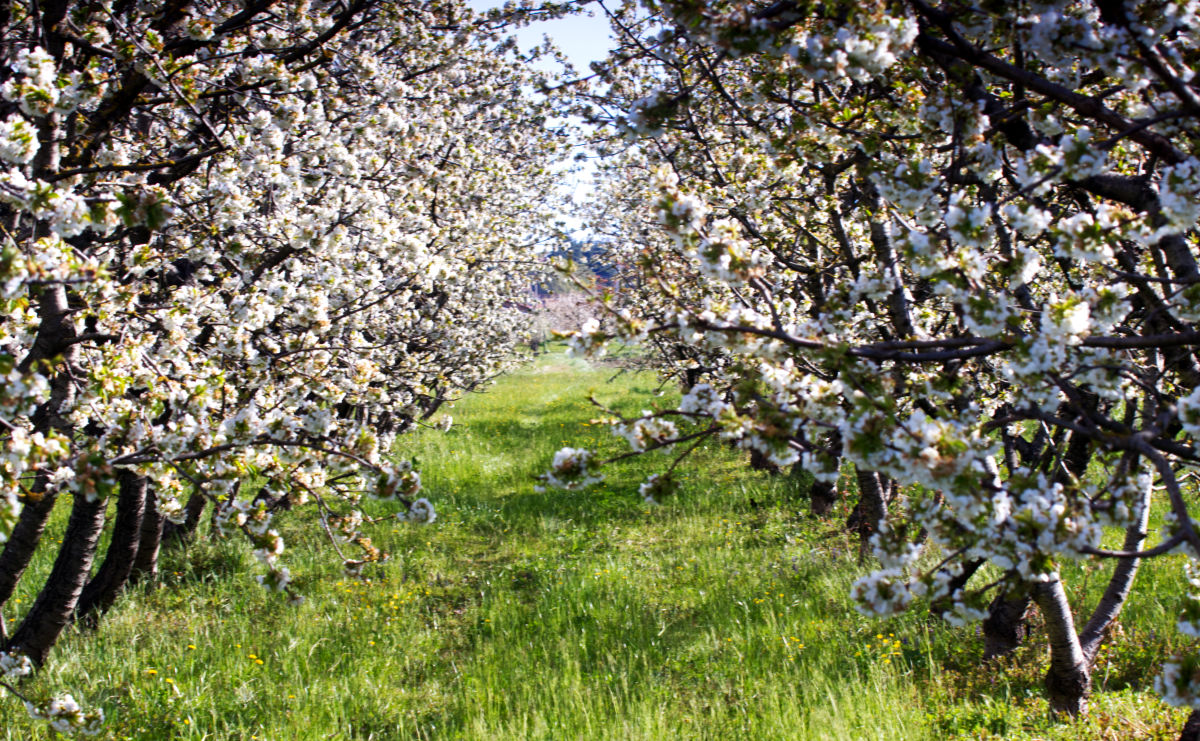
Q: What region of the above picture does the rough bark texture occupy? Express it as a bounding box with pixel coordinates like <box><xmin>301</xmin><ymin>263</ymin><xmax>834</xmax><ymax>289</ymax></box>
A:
<box><xmin>863</xmin><ymin>173</ymin><xmax>916</xmax><ymax>339</ymax></box>
<box><xmin>978</xmin><ymin>447</ymin><xmax>1030</xmax><ymax>659</ymax></box>
<box><xmin>983</xmin><ymin>588</ymin><xmax>1032</xmax><ymax>660</ymax></box>
<box><xmin>848</xmin><ymin>469</ymin><xmax>893</xmax><ymax>547</ymax></box>
<box><xmin>2</xmin><ymin>109</ymin><xmax>82</xmax><ymax>660</ymax></box>
<box><xmin>1056</xmin><ymin>425</ymin><xmax>1096</xmax><ymax>486</ymax></box>
<box><xmin>4</xmin><ymin>493</ymin><xmax>106</xmax><ymax>666</ymax></box>
<box><xmin>1033</xmin><ymin>577</ymin><xmax>1090</xmax><ymax>715</ymax></box>
<box><xmin>1079</xmin><ymin>475</ymin><xmax>1153</xmax><ymax>662</ymax></box>
<box><xmin>131</xmin><ymin>494</ymin><xmax>165</xmax><ymax>583</ymax></box>
<box><xmin>0</xmin><ymin>484</ymin><xmax>59</xmax><ymax>608</ymax></box>
<box><xmin>76</xmin><ymin>473</ymin><xmax>147</xmax><ymax>623</ymax></box>
<box><xmin>984</xmin><ymin>429</ymin><xmax>1097</xmax><ymax>665</ymax></box>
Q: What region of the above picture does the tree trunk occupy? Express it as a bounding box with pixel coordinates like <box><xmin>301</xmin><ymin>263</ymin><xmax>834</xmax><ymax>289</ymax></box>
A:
<box><xmin>4</xmin><ymin>493</ymin><xmax>106</xmax><ymax>666</ymax></box>
<box><xmin>978</xmin><ymin>445</ymin><xmax>1030</xmax><ymax>658</ymax></box>
<box><xmin>0</xmin><ymin>482</ymin><xmax>59</xmax><ymax>609</ymax></box>
<box><xmin>989</xmin><ymin>431</ymin><xmax>1096</xmax><ymax>666</ymax></box>
<box><xmin>2</xmin><ymin>161</ymin><xmax>81</xmax><ymax>640</ymax></box>
<box><xmin>749</xmin><ymin>448</ymin><xmax>780</xmax><ymax>473</ymax></box>
<box><xmin>983</xmin><ymin>587</ymin><xmax>1032</xmax><ymax>660</ymax></box>
<box><xmin>1</xmin><ymin>267</ymin><xmax>78</xmax><ymax>611</ymax></box>
<box><xmin>75</xmin><ymin>473</ymin><xmax>147</xmax><ymax>624</ymax></box>
<box><xmin>162</xmin><ymin>489</ymin><xmax>207</xmax><ymax>544</ymax></box>
<box><xmin>1079</xmin><ymin>472</ymin><xmax>1152</xmax><ymax>662</ymax></box>
<box><xmin>131</xmin><ymin>494</ymin><xmax>165</xmax><ymax>583</ymax></box>
<box><xmin>862</xmin><ymin>173</ymin><xmax>915</xmax><ymax>339</ymax></box>
<box><xmin>808</xmin><ymin>431</ymin><xmax>842</xmax><ymax>517</ymax></box>
<box><xmin>1033</xmin><ymin>576</ymin><xmax>1090</xmax><ymax>715</ymax></box>
<box><xmin>810</xmin><ymin>479</ymin><xmax>838</xmax><ymax>517</ymax></box>
<box><xmin>848</xmin><ymin>469</ymin><xmax>892</xmax><ymax>548</ymax></box>
<box><xmin>1056</xmin><ymin>420</ymin><xmax>1096</xmax><ymax>488</ymax></box>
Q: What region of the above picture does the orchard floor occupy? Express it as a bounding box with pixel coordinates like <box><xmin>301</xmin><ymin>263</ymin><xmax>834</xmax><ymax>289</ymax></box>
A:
<box><xmin>0</xmin><ymin>346</ymin><xmax>1191</xmax><ymax>739</ymax></box>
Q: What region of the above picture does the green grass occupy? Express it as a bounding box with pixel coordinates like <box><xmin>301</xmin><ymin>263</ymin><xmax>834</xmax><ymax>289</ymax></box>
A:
<box><xmin>0</xmin><ymin>346</ymin><xmax>1190</xmax><ymax>739</ymax></box>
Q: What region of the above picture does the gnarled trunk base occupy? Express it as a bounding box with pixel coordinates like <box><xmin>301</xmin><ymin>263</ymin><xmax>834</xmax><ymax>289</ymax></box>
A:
<box><xmin>1033</xmin><ymin>578</ymin><xmax>1090</xmax><ymax>716</ymax></box>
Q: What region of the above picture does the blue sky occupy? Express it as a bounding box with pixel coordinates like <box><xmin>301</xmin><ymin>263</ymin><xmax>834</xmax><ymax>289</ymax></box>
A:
<box><xmin>465</xmin><ymin>2</ymin><xmax>622</xmax><ymax>240</ymax></box>
<box><xmin>466</xmin><ymin>1</ymin><xmax>616</xmax><ymax>75</ymax></box>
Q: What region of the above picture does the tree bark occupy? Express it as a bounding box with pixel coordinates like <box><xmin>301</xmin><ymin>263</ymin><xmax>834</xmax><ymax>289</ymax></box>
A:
<box><xmin>1079</xmin><ymin>474</ymin><xmax>1152</xmax><ymax>662</ymax></box>
<box><xmin>131</xmin><ymin>494</ymin><xmax>165</xmax><ymax>583</ymax></box>
<box><xmin>848</xmin><ymin>468</ymin><xmax>892</xmax><ymax>547</ymax></box>
<box><xmin>862</xmin><ymin>170</ymin><xmax>915</xmax><ymax>339</ymax></box>
<box><xmin>162</xmin><ymin>489</ymin><xmax>207</xmax><ymax>544</ymax></box>
<box><xmin>0</xmin><ymin>482</ymin><xmax>59</xmax><ymax>609</ymax></box>
<box><xmin>808</xmin><ymin>431</ymin><xmax>842</xmax><ymax>517</ymax></box>
<box><xmin>1033</xmin><ymin>576</ymin><xmax>1090</xmax><ymax>715</ymax></box>
<box><xmin>75</xmin><ymin>472</ymin><xmax>147</xmax><ymax>624</ymax></box>
<box><xmin>983</xmin><ymin>587</ymin><xmax>1032</xmax><ymax>660</ymax></box>
<box><xmin>4</xmin><ymin>493</ymin><xmax>106</xmax><ymax>666</ymax></box>
<box><xmin>0</xmin><ymin>255</ymin><xmax>78</xmax><ymax>611</ymax></box>
<box><xmin>978</xmin><ymin>449</ymin><xmax>1030</xmax><ymax>660</ymax></box>
<box><xmin>1057</xmin><ymin>422</ymin><xmax>1096</xmax><ymax>487</ymax></box>
<box><xmin>749</xmin><ymin>447</ymin><xmax>780</xmax><ymax>473</ymax></box>
<box><xmin>809</xmin><ymin>479</ymin><xmax>838</xmax><ymax>517</ymax></box>
<box><xmin>988</xmin><ymin>428</ymin><xmax>1096</xmax><ymax>664</ymax></box>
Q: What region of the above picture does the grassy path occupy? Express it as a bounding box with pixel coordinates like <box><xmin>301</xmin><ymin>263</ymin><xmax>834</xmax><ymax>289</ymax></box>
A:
<box><xmin>0</xmin><ymin>349</ymin><xmax>1189</xmax><ymax>739</ymax></box>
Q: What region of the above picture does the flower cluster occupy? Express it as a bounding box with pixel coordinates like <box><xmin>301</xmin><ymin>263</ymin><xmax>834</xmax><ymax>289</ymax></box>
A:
<box><xmin>637</xmin><ymin>473</ymin><xmax>677</xmax><ymax>505</ymax></box>
<box><xmin>539</xmin><ymin>447</ymin><xmax>603</xmax><ymax>491</ymax></box>
<box><xmin>402</xmin><ymin>498</ymin><xmax>437</xmax><ymax>525</ymax></box>
<box><xmin>614</xmin><ymin>412</ymin><xmax>679</xmax><ymax>452</ymax></box>
<box><xmin>0</xmin><ymin>651</ymin><xmax>32</xmax><ymax>681</ymax></box>
<box><xmin>1157</xmin><ymin>657</ymin><xmax>1200</xmax><ymax>709</ymax></box>
<box><xmin>23</xmin><ymin>694</ymin><xmax>104</xmax><ymax>737</ymax></box>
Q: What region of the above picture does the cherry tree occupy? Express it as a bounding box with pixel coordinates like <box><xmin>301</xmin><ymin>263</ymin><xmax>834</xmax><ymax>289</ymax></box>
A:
<box><xmin>0</xmin><ymin>0</ymin><xmax>565</xmax><ymax>732</ymax></box>
<box><xmin>556</xmin><ymin>0</ymin><xmax>1200</xmax><ymax>723</ymax></box>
